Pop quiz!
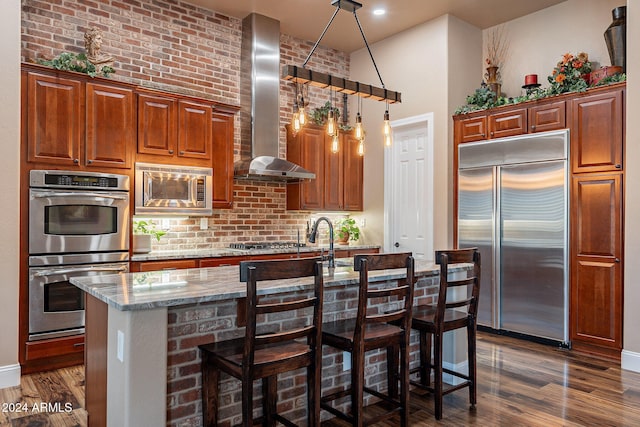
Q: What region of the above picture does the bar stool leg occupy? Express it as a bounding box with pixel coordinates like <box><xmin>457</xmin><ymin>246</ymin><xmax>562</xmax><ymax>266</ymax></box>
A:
<box><xmin>201</xmin><ymin>357</ymin><xmax>219</xmax><ymax>427</ymax></box>
<box><xmin>241</xmin><ymin>377</ymin><xmax>253</xmax><ymax>427</ymax></box>
<box><xmin>434</xmin><ymin>331</ymin><xmax>443</xmax><ymax>420</ymax></box>
<box><xmin>307</xmin><ymin>363</ymin><xmax>320</xmax><ymax>427</ymax></box>
<box><xmin>400</xmin><ymin>340</ymin><xmax>410</xmax><ymax>427</ymax></box>
<box><xmin>418</xmin><ymin>330</ymin><xmax>431</xmax><ymax>387</ymax></box>
<box><xmin>468</xmin><ymin>324</ymin><xmax>477</xmax><ymax>407</ymax></box>
<box><xmin>386</xmin><ymin>344</ymin><xmax>399</xmax><ymax>398</ymax></box>
<box><xmin>351</xmin><ymin>348</ymin><xmax>365</xmax><ymax>427</ymax></box>
<box><xmin>262</xmin><ymin>375</ymin><xmax>277</xmax><ymax>427</ymax></box>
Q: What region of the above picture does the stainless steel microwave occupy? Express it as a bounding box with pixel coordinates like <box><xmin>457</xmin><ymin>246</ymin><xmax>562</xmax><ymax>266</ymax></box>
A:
<box><xmin>134</xmin><ymin>163</ymin><xmax>213</xmax><ymax>216</ymax></box>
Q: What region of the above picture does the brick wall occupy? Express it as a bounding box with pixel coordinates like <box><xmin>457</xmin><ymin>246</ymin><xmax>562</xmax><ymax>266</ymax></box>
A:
<box><xmin>21</xmin><ymin>0</ymin><xmax>352</xmax><ymax>249</ymax></box>
<box><xmin>167</xmin><ymin>276</ymin><xmax>439</xmax><ymax>426</ymax></box>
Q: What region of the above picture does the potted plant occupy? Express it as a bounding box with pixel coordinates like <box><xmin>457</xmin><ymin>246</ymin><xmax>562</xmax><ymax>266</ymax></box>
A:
<box><xmin>334</xmin><ymin>217</ymin><xmax>360</xmax><ymax>245</ymax></box>
<box><xmin>132</xmin><ymin>220</ymin><xmax>166</xmax><ymax>253</ymax></box>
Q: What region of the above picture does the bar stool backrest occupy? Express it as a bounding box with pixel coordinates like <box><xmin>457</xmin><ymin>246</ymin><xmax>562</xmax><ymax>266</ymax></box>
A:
<box><xmin>434</xmin><ymin>248</ymin><xmax>481</xmax><ymax>328</ymax></box>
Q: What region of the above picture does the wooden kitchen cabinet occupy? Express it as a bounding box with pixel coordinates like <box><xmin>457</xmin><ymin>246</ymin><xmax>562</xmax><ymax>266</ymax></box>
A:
<box><xmin>85</xmin><ymin>83</ymin><xmax>134</xmax><ymax>169</ymax></box>
<box><xmin>453</xmin><ymin>83</ymin><xmax>626</xmax><ymax>361</ymax></box>
<box><xmin>136</xmin><ymin>91</ymin><xmax>214</xmax><ymax>165</ymax></box>
<box><xmin>287</xmin><ymin>124</ymin><xmax>363</xmax><ymax>211</ymax></box>
<box><xmin>528</xmin><ymin>100</ymin><xmax>566</xmax><ymax>133</ymax></box>
<box><xmin>570</xmin><ymin>173</ymin><xmax>623</xmax><ymax>357</ymax></box>
<box><xmin>24</xmin><ymin>65</ymin><xmax>133</xmax><ymax>170</ymax></box>
<box><xmin>129</xmin><ymin>259</ymin><xmax>198</xmax><ymax>272</ymax></box>
<box><xmin>199</xmin><ymin>256</ymin><xmax>247</xmax><ymax>267</ymax></box>
<box><xmin>488</xmin><ymin>107</ymin><xmax>527</xmax><ymax>139</ymax></box>
<box><xmin>211</xmin><ymin>106</ymin><xmax>239</xmax><ymax>209</ymax></box>
<box><xmin>570</xmin><ymin>89</ymin><xmax>623</xmax><ymax>174</ymax></box>
<box><xmin>26</xmin><ymin>71</ymin><xmax>83</xmax><ymax>166</ymax></box>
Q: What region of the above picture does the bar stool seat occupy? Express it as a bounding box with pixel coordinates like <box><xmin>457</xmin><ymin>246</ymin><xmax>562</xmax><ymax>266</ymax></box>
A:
<box><xmin>199</xmin><ymin>257</ymin><xmax>324</xmax><ymax>427</ymax></box>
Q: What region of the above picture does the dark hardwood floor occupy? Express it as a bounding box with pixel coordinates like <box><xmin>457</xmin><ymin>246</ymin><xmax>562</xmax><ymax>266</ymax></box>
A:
<box><xmin>2</xmin><ymin>332</ymin><xmax>640</xmax><ymax>426</ymax></box>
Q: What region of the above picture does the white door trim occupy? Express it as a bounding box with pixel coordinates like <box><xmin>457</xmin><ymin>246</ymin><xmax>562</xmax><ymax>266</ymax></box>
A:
<box><xmin>384</xmin><ymin>113</ymin><xmax>434</xmax><ymax>254</ymax></box>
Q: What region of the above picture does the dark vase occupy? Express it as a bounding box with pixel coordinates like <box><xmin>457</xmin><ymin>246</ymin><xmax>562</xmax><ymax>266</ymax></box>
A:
<box><xmin>604</xmin><ymin>6</ymin><xmax>626</xmax><ymax>72</ymax></box>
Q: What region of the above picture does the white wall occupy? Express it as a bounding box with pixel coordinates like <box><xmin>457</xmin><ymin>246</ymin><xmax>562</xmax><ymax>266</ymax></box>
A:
<box><xmin>0</xmin><ymin>0</ymin><xmax>21</xmax><ymax>388</ymax></box>
<box><xmin>349</xmin><ymin>14</ymin><xmax>481</xmax><ymax>251</ymax></box>
<box><xmin>483</xmin><ymin>0</ymin><xmax>620</xmax><ymax>98</ymax></box>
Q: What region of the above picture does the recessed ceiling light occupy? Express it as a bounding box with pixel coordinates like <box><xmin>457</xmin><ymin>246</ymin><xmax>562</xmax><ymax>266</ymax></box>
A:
<box><xmin>373</xmin><ymin>8</ymin><xmax>386</xmax><ymax>16</ymax></box>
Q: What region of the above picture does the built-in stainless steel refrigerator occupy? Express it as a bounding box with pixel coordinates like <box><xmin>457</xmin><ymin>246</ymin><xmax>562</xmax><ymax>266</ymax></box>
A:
<box><xmin>457</xmin><ymin>129</ymin><xmax>568</xmax><ymax>344</ymax></box>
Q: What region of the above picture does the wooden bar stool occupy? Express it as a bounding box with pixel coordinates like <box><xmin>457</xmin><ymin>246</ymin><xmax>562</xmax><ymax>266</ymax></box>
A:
<box><xmin>199</xmin><ymin>257</ymin><xmax>324</xmax><ymax>427</ymax></box>
<box><xmin>321</xmin><ymin>252</ymin><xmax>415</xmax><ymax>427</ymax></box>
<box><xmin>410</xmin><ymin>248</ymin><xmax>481</xmax><ymax>420</ymax></box>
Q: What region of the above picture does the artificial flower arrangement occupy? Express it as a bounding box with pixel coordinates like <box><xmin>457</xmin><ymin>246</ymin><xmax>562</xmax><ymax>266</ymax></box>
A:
<box><xmin>547</xmin><ymin>52</ymin><xmax>592</xmax><ymax>94</ymax></box>
<box><xmin>455</xmin><ymin>51</ymin><xmax>625</xmax><ymax>114</ymax></box>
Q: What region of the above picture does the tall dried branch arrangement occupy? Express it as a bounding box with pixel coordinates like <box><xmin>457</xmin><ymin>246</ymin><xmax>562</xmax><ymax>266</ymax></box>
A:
<box><xmin>486</xmin><ymin>25</ymin><xmax>510</xmax><ymax>68</ymax></box>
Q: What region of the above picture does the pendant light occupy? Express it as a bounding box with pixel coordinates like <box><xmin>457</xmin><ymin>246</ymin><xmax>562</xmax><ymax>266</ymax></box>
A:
<box><xmin>291</xmin><ymin>83</ymin><xmax>302</xmax><ymax>133</ymax></box>
<box><xmin>383</xmin><ymin>101</ymin><xmax>391</xmax><ymax>147</ymax></box>
<box><xmin>326</xmin><ymin>89</ymin><xmax>336</xmax><ymax>137</ymax></box>
<box><xmin>298</xmin><ymin>84</ymin><xmax>307</xmax><ymax>126</ymax></box>
<box><xmin>331</xmin><ymin>134</ymin><xmax>340</xmax><ymax>153</ymax></box>
<box><xmin>357</xmin><ymin>138</ymin><xmax>365</xmax><ymax>156</ymax></box>
<box><xmin>354</xmin><ymin>95</ymin><xmax>364</xmax><ymax>140</ymax></box>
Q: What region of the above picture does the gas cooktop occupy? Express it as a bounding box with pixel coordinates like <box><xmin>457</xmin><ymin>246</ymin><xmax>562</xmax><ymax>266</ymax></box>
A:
<box><xmin>229</xmin><ymin>242</ymin><xmax>307</xmax><ymax>250</ymax></box>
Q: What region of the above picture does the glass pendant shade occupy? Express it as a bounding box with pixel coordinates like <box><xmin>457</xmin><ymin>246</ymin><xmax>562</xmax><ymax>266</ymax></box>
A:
<box><xmin>331</xmin><ymin>134</ymin><xmax>340</xmax><ymax>153</ymax></box>
<box><xmin>355</xmin><ymin>113</ymin><xmax>364</xmax><ymax>140</ymax></box>
<box><xmin>291</xmin><ymin>102</ymin><xmax>301</xmax><ymax>133</ymax></box>
<box><xmin>357</xmin><ymin>139</ymin><xmax>365</xmax><ymax>156</ymax></box>
<box><xmin>327</xmin><ymin>110</ymin><xmax>336</xmax><ymax>136</ymax></box>
<box><xmin>298</xmin><ymin>99</ymin><xmax>306</xmax><ymax>126</ymax></box>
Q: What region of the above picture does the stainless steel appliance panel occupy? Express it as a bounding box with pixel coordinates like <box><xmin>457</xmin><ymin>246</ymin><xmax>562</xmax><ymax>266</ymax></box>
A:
<box><xmin>134</xmin><ymin>162</ymin><xmax>213</xmax><ymax>216</ymax></box>
<box><xmin>29</xmin><ymin>189</ymin><xmax>130</xmax><ymax>254</ymax></box>
<box><xmin>499</xmin><ymin>161</ymin><xmax>567</xmax><ymax>341</ymax></box>
<box><xmin>457</xmin><ymin>129</ymin><xmax>569</xmax><ymax>344</ymax></box>
<box><xmin>28</xmin><ymin>261</ymin><xmax>128</xmax><ymax>340</ymax></box>
<box><xmin>458</xmin><ymin>167</ymin><xmax>496</xmax><ymax>328</ymax></box>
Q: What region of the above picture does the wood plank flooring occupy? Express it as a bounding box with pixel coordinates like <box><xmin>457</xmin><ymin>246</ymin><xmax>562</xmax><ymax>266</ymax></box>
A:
<box><xmin>2</xmin><ymin>332</ymin><xmax>640</xmax><ymax>426</ymax></box>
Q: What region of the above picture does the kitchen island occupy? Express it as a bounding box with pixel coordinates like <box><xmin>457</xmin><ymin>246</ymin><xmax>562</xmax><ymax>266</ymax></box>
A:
<box><xmin>70</xmin><ymin>258</ymin><xmax>471</xmax><ymax>427</ymax></box>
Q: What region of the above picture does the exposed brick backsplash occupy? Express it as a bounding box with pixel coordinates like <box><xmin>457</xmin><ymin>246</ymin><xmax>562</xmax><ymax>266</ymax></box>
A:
<box><xmin>167</xmin><ymin>276</ymin><xmax>439</xmax><ymax>426</ymax></box>
<box><xmin>22</xmin><ymin>0</ymin><xmax>353</xmax><ymax>249</ymax></box>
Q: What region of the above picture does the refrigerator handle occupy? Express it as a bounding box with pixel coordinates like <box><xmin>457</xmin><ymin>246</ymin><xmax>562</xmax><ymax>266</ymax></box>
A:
<box><xmin>492</xmin><ymin>166</ymin><xmax>501</xmax><ymax>330</ymax></box>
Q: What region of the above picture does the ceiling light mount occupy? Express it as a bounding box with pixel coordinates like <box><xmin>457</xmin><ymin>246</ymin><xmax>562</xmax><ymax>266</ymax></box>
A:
<box><xmin>331</xmin><ymin>0</ymin><xmax>362</xmax><ymax>13</ymax></box>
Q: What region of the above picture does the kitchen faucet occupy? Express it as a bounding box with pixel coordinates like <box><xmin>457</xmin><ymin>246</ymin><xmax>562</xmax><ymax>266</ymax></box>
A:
<box><xmin>307</xmin><ymin>217</ymin><xmax>335</xmax><ymax>268</ymax></box>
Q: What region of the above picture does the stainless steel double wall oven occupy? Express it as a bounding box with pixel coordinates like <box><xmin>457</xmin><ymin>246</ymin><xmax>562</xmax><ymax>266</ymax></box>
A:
<box><xmin>28</xmin><ymin>170</ymin><xmax>130</xmax><ymax>340</ymax></box>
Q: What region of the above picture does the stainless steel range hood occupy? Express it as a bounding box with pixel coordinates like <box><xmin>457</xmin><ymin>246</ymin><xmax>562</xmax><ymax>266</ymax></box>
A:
<box><xmin>234</xmin><ymin>13</ymin><xmax>315</xmax><ymax>181</ymax></box>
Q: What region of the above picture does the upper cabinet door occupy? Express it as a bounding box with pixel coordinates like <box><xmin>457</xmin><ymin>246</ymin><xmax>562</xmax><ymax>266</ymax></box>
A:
<box><xmin>529</xmin><ymin>100</ymin><xmax>566</xmax><ymax>133</ymax></box>
<box><xmin>138</xmin><ymin>93</ymin><xmax>177</xmax><ymax>156</ymax></box>
<box><xmin>212</xmin><ymin>110</ymin><xmax>236</xmax><ymax>209</ymax></box>
<box><xmin>299</xmin><ymin>127</ymin><xmax>325</xmax><ymax>210</ymax></box>
<box><xmin>488</xmin><ymin>108</ymin><xmax>527</xmax><ymax>139</ymax></box>
<box><xmin>342</xmin><ymin>133</ymin><xmax>363</xmax><ymax>211</ymax></box>
<box><xmin>456</xmin><ymin>116</ymin><xmax>487</xmax><ymax>143</ymax></box>
<box><xmin>85</xmin><ymin>83</ymin><xmax>134</xmax><ymax>169</ymax></box>
<box><xmin>571</xmin><ymin>89</ymin><xmax>623</xmax><ymax>173</ymax></box>
<box><xmin>27</xmin><ymin>72</ymin><xmax>83</xmax><ymax>166</ymax></box>
<box><xmin>178</xmin><ymin>100</ymin><xmax>212</xmax><ymax>160</ymax></box>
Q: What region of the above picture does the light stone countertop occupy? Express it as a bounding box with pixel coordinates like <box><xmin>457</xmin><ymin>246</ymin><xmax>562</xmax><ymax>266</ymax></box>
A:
<box><xmin>70</xmin><ymin>258</ymin><xmax>465</xmax><ymax>312</ymax></box>
<box><xmin>129</xmin><ymin>244</ymin><xmax>382</xmax><ymax>261</ymax></box>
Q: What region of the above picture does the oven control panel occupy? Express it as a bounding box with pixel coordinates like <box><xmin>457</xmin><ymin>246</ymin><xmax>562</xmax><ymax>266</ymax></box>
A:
<box><xmin>30</xmin><ymin>170</ymin><xmax>130</xmax><ymax>191</ymax></box>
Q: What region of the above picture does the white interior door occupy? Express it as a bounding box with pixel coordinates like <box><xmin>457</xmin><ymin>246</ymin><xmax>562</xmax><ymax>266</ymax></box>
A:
<box><xmin>384</xmin><ymin>113</ymin><xmax>434</xmax><ymax>260</ymax></box>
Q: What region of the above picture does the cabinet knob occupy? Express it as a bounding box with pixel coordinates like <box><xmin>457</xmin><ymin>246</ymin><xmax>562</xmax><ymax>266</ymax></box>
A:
<box><xmin>490</xmin><ymin>131</ymin><xmax>494</xmax><ymax>136</ymax></box>
<box><xmin>615</xmin><ymin>164</ymin><xmax>622</xmax><ymax>169</ymax></box>
<box><xmin>179</xmin><ymin>151</ymin><xmax>185</xmax><ymax>155</ymax></box>
<box><xmin>168</xmin><ymin>150</ymin><xmax>174</xmax><ymax>154</ymax></box>
<box><xmin>73</xmin><ymin>158</ymin><xmax>79</xmax><ymax>164</ymax></box>
<box><xmin>615</xmin><ymin>258</ymin><xmax>620</xmax><ymax>263</ymax></box>
<box><xmin>482</xmin><ymin>133</ymin><xmax>486</xmax><ymax>137</ymax></box>
<box><xmin>531</xmin><ymin>125</ymin><xmax>536</xmax><ymax>130</ymax></box>
<box><xmin>394</xmin><ymin>242</ymin><xmax>400</xmax><ymax>248</ymax></box>
<box><xmin>87</xmin><ymin>159</ymin><xmax>93</xmax><ymax>164</ymax></box>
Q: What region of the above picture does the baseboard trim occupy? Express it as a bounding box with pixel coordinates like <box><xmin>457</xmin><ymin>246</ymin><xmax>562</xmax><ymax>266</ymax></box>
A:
<box><xmin>621</xmin><ymin>349</ymin><xmax>640</xmax><ymax>373</ymax></box>
<box><xmin>0</xmin><ymin>364</ymin><xmax>21</xmax><ymax>389</ymax></box>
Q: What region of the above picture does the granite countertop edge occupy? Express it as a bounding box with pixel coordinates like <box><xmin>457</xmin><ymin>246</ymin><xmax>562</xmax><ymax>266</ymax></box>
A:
<box><xmin>71</xmin><ymin>260</ymin><xmax>471</xmax><ymax>312</ymax></box>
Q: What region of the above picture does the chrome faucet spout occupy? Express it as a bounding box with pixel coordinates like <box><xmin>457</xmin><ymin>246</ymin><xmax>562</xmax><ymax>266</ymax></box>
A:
<box><xmin>307</xmin><ymin>217</ymin><xmax>335</xmax><ymax>268</ymax></box>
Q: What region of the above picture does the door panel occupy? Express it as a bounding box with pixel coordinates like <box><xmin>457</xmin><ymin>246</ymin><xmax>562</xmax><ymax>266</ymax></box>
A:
<box><xmin>499</xmin><ymin>161</ymin><xmax>566</xmax><ymax>341</ymax></box>
<box><xmin>458</xmin><ymin>167</ymin><xmax>494</xmax><ymax>328</ymax></box>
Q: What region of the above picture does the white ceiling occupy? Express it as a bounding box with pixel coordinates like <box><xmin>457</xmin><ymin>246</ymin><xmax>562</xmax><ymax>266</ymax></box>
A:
<box><xmin>186</xmin><ymin>0</ymin><xmax>567</xmax><ymax>52</ymax></box>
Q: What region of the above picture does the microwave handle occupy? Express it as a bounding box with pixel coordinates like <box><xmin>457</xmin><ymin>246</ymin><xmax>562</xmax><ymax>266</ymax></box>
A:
<box><xmin>32</xmin><ymin>192</ymin><xmax>128</xmax><ymax>201</ymax></box>
<box><xmin>33</xmin><ymin>266</ymin><xmax>128</xmax><ymax>277</ymax></box>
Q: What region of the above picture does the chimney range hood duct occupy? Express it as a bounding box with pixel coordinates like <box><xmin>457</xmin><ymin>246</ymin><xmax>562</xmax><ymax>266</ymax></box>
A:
<box><xmin>234</xmin><ymin>13</ymin><xmax>315</xmax><ymax>181</ymax></box>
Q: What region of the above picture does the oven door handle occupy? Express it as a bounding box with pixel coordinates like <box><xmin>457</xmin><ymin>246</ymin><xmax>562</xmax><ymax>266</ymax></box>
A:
<box><xmin>33</xmin><ymin>266</ymin><xmax>128</xmax><ymax>277</ymax></box>
<box><xmin>31</xmin><ymin>192</ymin><xmax>128</xmax><ymax>201</ymax></box>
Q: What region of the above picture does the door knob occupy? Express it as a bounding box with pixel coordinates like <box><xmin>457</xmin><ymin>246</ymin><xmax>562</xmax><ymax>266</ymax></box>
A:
<box><xmin>394</xmin><ymin>242</ymin><xmax>400</xmax><ymax>248</ymax></box>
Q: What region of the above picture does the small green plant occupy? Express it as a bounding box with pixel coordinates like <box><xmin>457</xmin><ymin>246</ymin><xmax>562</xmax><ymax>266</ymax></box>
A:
<box><xmin>133</xmin><ymin>220</ymin><xmax>166</xmax><ymax>241</ymax></box>
<box><xmin>38</xmin><ymin>52</ymin><xmax>115</xmax><ymax>78</ymax></box>
<box><xmin>334</xmin><ymin>217</ymin><xmax>360</xmax><ymax>242</ymax></box>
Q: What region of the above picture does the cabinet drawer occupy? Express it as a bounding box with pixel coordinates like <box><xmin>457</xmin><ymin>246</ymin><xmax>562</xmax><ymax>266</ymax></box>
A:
<box><xmin>529</xmin><ymin>101</ymin><xmax>566</xmax><ymax>133</ymax></box>
<box><xmin>488</xmin><ymin>108</ymin><xmax>526</xmax><ymax>138</ymax></box>
<box><xmin>131</xmin><ymin>259</ymin><xmax>197</xmax><ymax>272</ymax></box>
<box><xmin>457</xmin><ymin>116</ymin><xmax>487</xmax><ymax>143</ymax></box>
